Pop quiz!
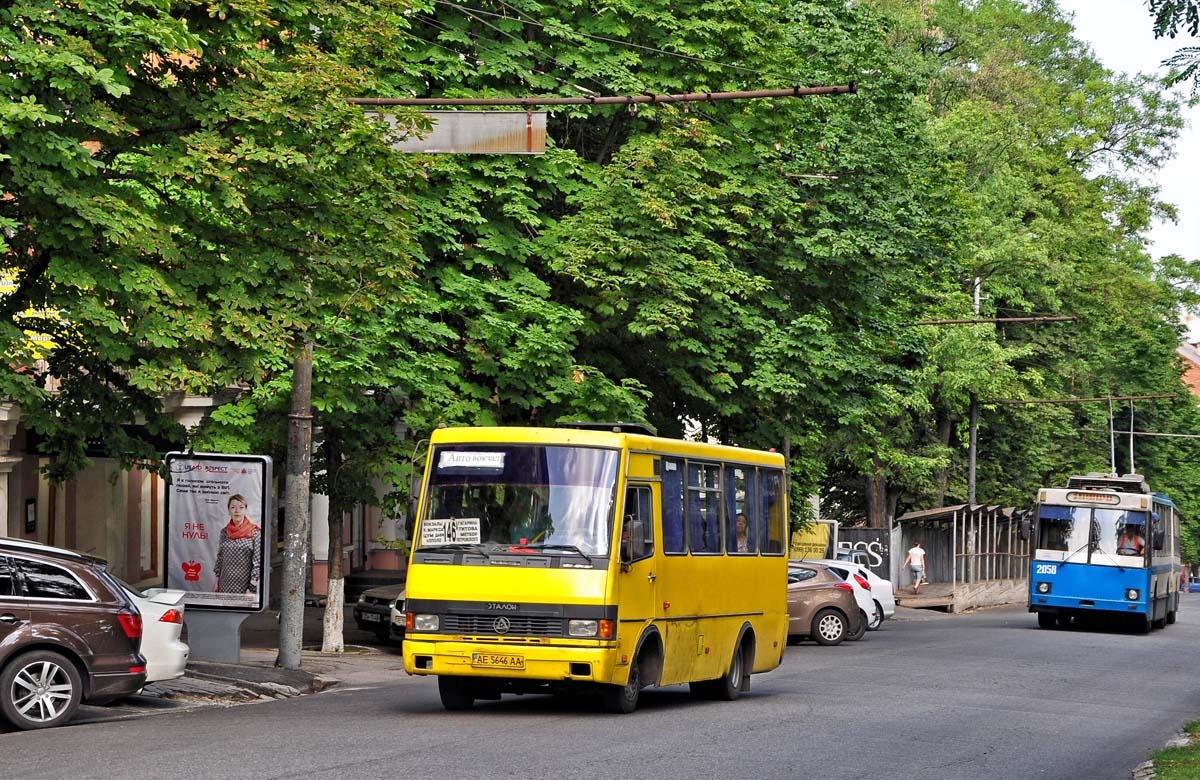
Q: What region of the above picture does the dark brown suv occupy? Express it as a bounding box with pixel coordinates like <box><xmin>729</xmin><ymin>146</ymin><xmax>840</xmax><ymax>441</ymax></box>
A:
<box><xmin>0</xmin><ymin>537</ymin><xmax>146</xmax><ymax>729</ymax></box>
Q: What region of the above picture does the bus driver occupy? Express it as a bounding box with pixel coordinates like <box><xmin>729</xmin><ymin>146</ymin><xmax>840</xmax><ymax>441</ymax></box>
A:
<box><xmin>1117</xmin><ymin>524</ymin><xmax>1145</xmax><ymax>556</ymax></box>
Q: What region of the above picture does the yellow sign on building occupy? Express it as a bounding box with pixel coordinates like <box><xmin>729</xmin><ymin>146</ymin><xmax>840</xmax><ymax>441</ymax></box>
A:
<box><xmin>1</xmin><ymin>268</ymin><xmax>59</xmax><ymax>357</ymax></box>
<box><xmin>790</xmin><ymin>521</ymin><xmax>832</xmax><ymax>560</ymax></box>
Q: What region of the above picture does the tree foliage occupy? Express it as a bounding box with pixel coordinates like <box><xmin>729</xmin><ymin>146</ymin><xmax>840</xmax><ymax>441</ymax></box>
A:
<box><xmin>7</xmin><ymin>0</ymin><xmax>1200</xmax><ymax>561</ymax></box>
<box><xmin>1147</xmin><ymin>0</ymin><xmax>1200</xmax><ymax>93</ymax></box>
<box><xmin>1</xmin><ymin>0</ymin><xmax>428</xmax><ymax>480</ymax></box>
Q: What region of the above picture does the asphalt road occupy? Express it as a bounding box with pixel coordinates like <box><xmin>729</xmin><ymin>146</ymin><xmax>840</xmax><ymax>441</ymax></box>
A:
<box><xmin>3</xmin><ymin>599</ymin><xmax>1199</xmax><ymax>780</ymax></box>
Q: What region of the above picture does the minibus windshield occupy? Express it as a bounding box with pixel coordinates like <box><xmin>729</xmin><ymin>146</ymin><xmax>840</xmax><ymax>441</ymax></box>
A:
<box><xmin>419</xmin><ymin>444</ymin><xmax>619</xmax><ymax>558</ymax></box>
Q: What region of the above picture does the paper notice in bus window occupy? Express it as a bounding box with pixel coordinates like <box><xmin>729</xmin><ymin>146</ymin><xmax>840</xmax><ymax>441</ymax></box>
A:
<box><xmin>452</xmin><ymin>517</ymin><xmax>481</xmax><ymax>543</ymax></box>
<box><xmin>420</xmin><ymin>517</ymin><xmax>482</xmax><ymax>545</ymax></box>
<box><xmin>421</xmin><ymin>519</ymin><xmax>451</xmax><ymax>545</ymax></box>
<box><xmin>438</xmin><ymin>451</ymin><xmax>505</xmax><ymax>470</ymax></box>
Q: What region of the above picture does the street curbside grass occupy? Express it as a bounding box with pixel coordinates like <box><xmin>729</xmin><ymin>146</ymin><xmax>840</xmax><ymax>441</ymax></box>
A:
<box><xmin>1149</xmin><ymin>721</ymin><xmax>1200</xmax><ymax>779</ymax></box>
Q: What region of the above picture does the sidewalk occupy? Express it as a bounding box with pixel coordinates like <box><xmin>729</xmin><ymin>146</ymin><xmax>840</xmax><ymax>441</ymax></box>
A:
<box><xmin>99</xmin><ymin>604</ymin><xmax>405</xmax><ymax>718</ymax></box>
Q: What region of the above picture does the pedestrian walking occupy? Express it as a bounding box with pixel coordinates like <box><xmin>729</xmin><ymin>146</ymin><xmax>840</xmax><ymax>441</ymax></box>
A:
<box><xmin>902</xmin><ymin>541</ymin><xmax>927</xmax><ymax>594</ymax></box>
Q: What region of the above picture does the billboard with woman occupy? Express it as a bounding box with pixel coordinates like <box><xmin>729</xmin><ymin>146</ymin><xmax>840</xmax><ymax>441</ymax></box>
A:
<box><xmin>164</xmin><ymin>452</ymin><xmax>272</xmax><ymax>611</ymax></box>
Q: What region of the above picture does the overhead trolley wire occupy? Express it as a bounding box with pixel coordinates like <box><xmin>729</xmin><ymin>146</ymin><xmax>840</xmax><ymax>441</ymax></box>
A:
<box><xmin>434</xmin><ymin>0</ymin><xmax>790</xmax><ymax>81</ymax></box>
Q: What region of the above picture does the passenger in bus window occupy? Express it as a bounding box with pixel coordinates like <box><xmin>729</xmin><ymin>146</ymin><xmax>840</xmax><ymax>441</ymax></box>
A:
<box><xmin>735</xmin><ymin>513</ymin><xmax>750</xmax><ymax>553</ymax></box>
<box><xmin>1117</xmin><ymin>525</ymin><xmax>1145</xmax><ymax>556</ymax></box>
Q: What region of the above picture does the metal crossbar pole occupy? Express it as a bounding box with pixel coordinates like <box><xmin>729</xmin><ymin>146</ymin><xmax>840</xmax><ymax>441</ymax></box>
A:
<box><xmin>348</xmin><ymin>84</ymin><xmax>856</xmax><ymax>107</ymax></box>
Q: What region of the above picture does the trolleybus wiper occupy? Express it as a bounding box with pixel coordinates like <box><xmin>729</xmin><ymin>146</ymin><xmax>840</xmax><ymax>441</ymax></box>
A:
<box><xmin>523</xmin><ymin>544</ymin><xmax>593</xmax><ymax>563</ymax></box>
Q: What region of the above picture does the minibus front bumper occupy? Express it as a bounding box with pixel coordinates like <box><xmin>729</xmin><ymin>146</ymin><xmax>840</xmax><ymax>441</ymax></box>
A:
<box><xmin>403</xmin><ymin>638</ymin><xmax>623</xmax><ymax>685</ymax></box>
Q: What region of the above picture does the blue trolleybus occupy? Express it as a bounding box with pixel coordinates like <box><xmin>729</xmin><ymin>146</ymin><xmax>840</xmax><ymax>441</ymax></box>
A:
<box><xmin>1029</xmin><ymin>472</ymin><xmax>1182</xmax><ymax>632</ymax></box>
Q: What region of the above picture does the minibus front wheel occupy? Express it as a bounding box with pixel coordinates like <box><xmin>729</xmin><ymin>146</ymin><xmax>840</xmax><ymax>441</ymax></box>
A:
<box><xmin>438</xmin><ymin>675</ymin><xmax>476</xmax><ymax>711</ymax></box>
<box><xmin>601</xmin><ymin>659</ymin><xmax>641</xmax><ymax>714</ymax></box>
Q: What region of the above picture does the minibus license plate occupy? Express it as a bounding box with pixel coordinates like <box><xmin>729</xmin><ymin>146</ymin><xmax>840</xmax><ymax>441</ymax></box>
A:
<box><xmin>471</xmin><ymin>652</ymin><xmax>524</xmax><ymax>669</ymax></box>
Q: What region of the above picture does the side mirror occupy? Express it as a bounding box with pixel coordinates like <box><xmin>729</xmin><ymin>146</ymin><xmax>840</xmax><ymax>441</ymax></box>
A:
<box><xmin>1018</xmin><ymin>519</ymin><xmax>1030</xmax><ymax>542</ymax></box>
<box><xmin>620</xmin><ymin>517</ymin><xmax>633</xmax><ymax>565</ymax></box>
<box><xmin>1154</xmin><ymin>529</ymin><xmax>1165</xmax><ymax>551</ymax></box>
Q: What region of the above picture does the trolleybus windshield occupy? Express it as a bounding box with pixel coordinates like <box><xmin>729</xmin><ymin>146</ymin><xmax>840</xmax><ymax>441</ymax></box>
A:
<box><xmin>1038</xmin><ymin>505</ymin><xmax>1148</xmax><ymax>557</ymax></box>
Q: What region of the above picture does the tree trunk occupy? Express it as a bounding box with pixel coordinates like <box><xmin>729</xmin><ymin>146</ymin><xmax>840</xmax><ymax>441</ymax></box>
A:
<box><xmin>322</xmin><ymin>433</ymin><xmax>345</xmax><ymax>654</ymax></box>
<box><xmin>276</xmin><ymin>340</ymin><xmax>314</xmax><ymax>670</ymax></box>
<box><xmin>865</xmin><ymin>456</ymin><xmax>889</xmax><ymax>528</ymax></box>
<box><xmin>322</xmin><ymin>575</ymin><xmax>345</xmax><ymax>653</ymax></box>
<box><xmin>934</xmin><ymin>407</ymin><xmax>953</xmax><ymax>507</ymax></box>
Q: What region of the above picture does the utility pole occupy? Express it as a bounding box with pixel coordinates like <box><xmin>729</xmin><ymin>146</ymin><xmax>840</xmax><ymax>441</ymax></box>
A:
<box><xmin>277</xmin><ymin>339</ymin><xmax>313</xmax><ymax>670</ymax></box>
<box><xmin>968</xmin><ymin>278</ymin><xmax>980</xmax><ymax>505</ymax></box>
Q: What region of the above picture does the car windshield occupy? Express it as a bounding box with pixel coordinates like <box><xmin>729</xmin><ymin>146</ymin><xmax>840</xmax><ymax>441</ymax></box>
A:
<box><xmin>419</xmin><ymin>444</ymin><xmax>620</xmax><ymax>557</ymax></box>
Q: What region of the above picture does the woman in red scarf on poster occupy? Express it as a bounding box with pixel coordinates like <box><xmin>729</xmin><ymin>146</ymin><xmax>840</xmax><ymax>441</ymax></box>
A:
<box><xmin>214</xmin><ymin>494</ymin><xmax>262</xmax><ymax>594</ymax></box>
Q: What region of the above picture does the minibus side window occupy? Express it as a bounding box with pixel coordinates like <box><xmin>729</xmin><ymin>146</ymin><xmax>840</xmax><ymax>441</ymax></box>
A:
<box><xmin>663</xmin><ymin>459</ymin><xmax>686</xmax><ymax>554</ymax></box>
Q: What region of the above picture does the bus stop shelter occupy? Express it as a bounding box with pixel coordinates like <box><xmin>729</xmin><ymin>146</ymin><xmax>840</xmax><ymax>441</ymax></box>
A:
<box><xmin>892</xmin><ymin>504</ymin><xmax>1031</xmax><ymax>612</ymax></box>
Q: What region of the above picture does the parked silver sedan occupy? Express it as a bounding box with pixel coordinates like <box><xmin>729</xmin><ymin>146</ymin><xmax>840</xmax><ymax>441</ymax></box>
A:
<box><xmin>353</xmin><ymin>583</ymin><xmax>405</xmax><ymax>642</ymax></box>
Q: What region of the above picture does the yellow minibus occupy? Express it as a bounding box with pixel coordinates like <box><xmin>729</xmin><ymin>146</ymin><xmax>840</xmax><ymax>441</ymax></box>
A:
<box><xmin>402</xmin><ymin>423</ymin><xmax>789</xmax><ymax>713</ymax></box>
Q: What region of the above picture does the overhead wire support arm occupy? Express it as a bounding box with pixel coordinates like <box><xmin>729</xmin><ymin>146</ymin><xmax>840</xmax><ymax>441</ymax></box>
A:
<box><xmin>906</xmin><ymin>316</ymin><xmax>1078</xmax><ymax>326</ymax></box>
<box><xmin>347</xmin><ymin>84</ymin><xmax>857</xmax><ymax>107</ymax></box>
<box><xmin>991</xmin><ymin>394</ymin><xmax>1175</xmax><ymax>405</ymax></box>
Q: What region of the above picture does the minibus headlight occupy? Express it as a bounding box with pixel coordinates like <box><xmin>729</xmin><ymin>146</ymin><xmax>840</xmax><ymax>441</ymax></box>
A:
<box><xmin>1126</xmin><ymin>589</ymin><xmax>1140</xmax><ymax>601</ymax></box>
<box><xmin>568</xmin><ymin>619</ymin><xmax>599</xmax><ymax>637</ymax></box>
<box><xmin>414</xmin><ymin>614</ymin><xmax>439</xmax><ymax>631</ymax></box>
<box><xmin>1036</xmin><ymin>582</ymin><xmax>1051</xmax><ymax>594</ymax></box>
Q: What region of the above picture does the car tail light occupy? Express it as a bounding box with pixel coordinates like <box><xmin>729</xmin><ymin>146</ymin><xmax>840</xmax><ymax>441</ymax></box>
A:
<box><xmin>159</xmin><ymin>609</ymin><xmax>183</xmax><ymax>624</ymax></box>
<box><xmin>129</xmin><ymin>665</ymin><xmax>146</xmax><ymax>674</ymax></box>
<box><xmin>853</xmin><ymin>573</ymin><xmax>871</xmax><ymax>591</ymax></box>
<box><xmin>834</xmin><ymin>582</ymin><xmax>853</xmax><ymax>593</ymax></box>
<box><xmin>117</xmin><ymin>612</ymin><xmax>143</xmax><ymax>639</ymax></box>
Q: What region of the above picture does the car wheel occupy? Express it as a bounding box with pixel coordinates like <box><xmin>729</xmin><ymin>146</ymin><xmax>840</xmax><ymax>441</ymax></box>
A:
<box><xmin>847</xmin><ymin>611</ymin><xmax>867</xmax><ymax>641</ymax></box>
<box><xmin>811</xmin><ymin>609</ymin><xmax>846</xmax><ymax>646</ymax></box>
<box><xmin>0</xmin><ymin>650</ymin><xmax>83</xmax><ymax>730</ymax></box>
<box><xmin>602</xmin><ymin>657</ymin><xmax>641</xmax><ymax>714</ymax></box>
<box><xmin>866</xmin><ymin>601</ymin><xmax>884</xmax><ymax>631</ymax></box>
<box><xmin>437</xmin><ymin>675</ymin><xmax>476</xmax><ymax>711</ymax></box>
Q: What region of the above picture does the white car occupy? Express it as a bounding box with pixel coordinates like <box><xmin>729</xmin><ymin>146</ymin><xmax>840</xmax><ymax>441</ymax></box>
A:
<box><xmin>116</xmin><ymin>578</ymin><xmax>189</xmax><ymax>683</ymax></box>
<box><xmin>388</xmin><ymin>589</ymin><xmax>407</xmax><ymax>643</ymax></box>
<box><xmin>802</xmin><ymin>559</ymin><xmax>896</xmax><ymax>631</ymax></box>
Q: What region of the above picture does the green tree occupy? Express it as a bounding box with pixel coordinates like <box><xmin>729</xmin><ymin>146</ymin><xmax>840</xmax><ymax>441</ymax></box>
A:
<box><xmin>833</xmin><ymin>0</ymin><xmax>1200</xmax><ymax>531</ymax></box>
<box><xmin>1147</xmin><ymin>0</ymin><xmax>1200</xmax><ymax>93</ymax></box>
<box><xmin>1</xmin><ymin>0</ymin><xmax>427</xmax><ymax>481</ymax></box>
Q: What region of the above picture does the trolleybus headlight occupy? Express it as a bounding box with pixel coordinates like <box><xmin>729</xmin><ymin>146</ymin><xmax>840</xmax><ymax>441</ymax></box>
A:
<box><xmin>1126</xmin><ymin>589</ymin><xmax>1140</xmax><ymax>601</ymax></box>
<box><xmin>1036</xmin><ymin>582</ymin><xmax>1051</xmax><ymax>594</ymax></box>
<box><xmin>568</xmin><ymin>619</ymin><xmax>599</xmax><ymax>637</ymax></box>
<box><xmin>414</xmin><ymin>614</ymin><xmax>440</xmax><ymax>631</ymax></box>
